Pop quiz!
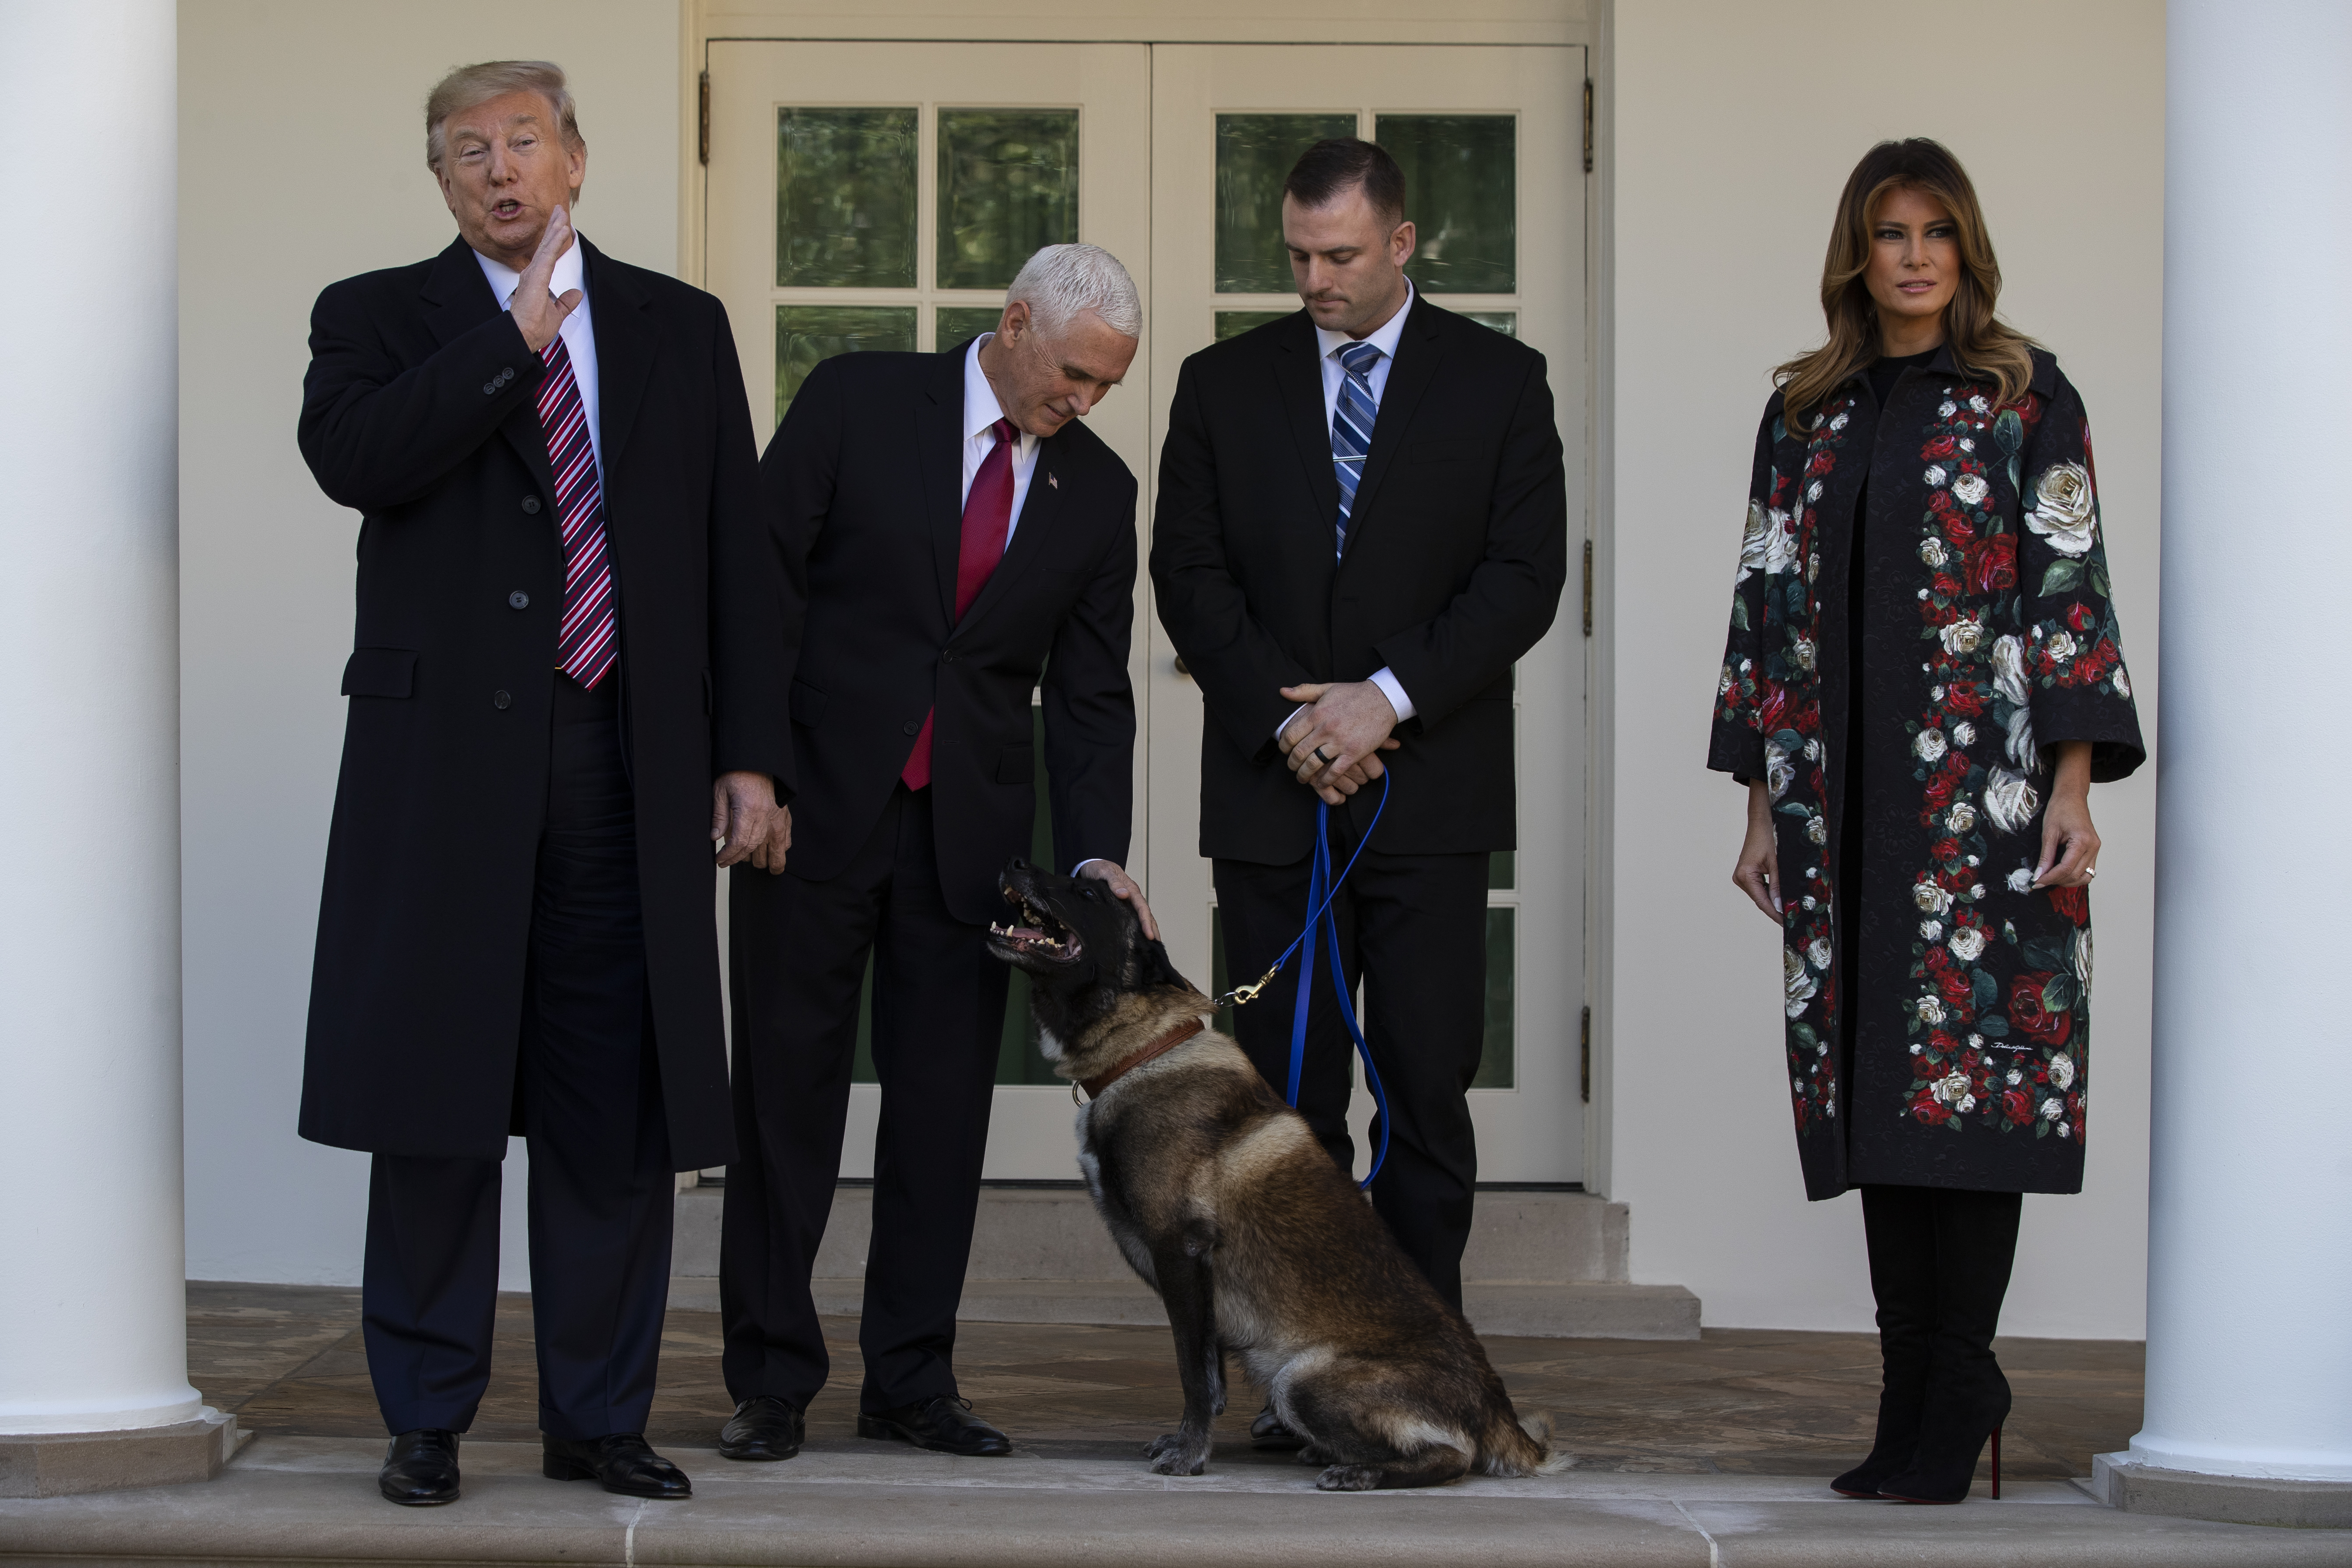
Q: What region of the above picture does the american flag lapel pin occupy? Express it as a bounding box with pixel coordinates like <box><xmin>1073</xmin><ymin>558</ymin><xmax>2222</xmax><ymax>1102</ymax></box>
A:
<box><xmin>1048</xmin><ymin>471</ymin><xmax>1059</xmax><ymax>489</ymax></box>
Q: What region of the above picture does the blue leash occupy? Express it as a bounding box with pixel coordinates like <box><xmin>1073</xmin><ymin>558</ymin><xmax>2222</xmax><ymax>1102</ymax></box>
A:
<box><xmin>1211</xmin><ymin>775</ymin><xmax>1392</xmax><ymax>1189</ymax></box>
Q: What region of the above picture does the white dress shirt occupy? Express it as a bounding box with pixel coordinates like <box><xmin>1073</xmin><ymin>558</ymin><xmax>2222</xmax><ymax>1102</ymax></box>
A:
<box><xmin>475</xmin><ymin>238</ymin><xmax>601</xmax><ymax>482</ymax></box>
<box><xmin>1279</xmin><ymin>282</ymin><xmax>1419</xmax><ymax>743</ymax></box>
<box><xmin>962</xmin><ymin>334</ymin><xmax>1040</xmax><ymax>538</ymax></box>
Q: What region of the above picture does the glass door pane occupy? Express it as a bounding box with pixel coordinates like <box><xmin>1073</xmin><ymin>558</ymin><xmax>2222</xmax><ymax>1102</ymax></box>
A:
<box><xmin>776</xmin><ymin>107</ymin><xmax>919</xmax><ymax>288</ymax></box>
<box><xmin>1374</xmin><ymin>113</ymin><xmax>1517</xmax><ymax>295</ymax></box>
<box><xmin>1214</xmin><ymin>113</ymin><xmax>1357</xmax><ymax>292</ymax></box>
<box><xmin>937</xmin><ymin>109</ymin><xmax>1080</xmax><ymax>290</ymax></box>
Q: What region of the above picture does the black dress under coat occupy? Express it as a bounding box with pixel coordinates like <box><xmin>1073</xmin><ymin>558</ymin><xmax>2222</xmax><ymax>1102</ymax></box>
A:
<box><xmin>294</xmin><ymin>236</ymin><xmax>788</xmax><ymax>1169</ymax></box>
<box><xmin>1709</xmin><ymin>346</ymin><xmax>2143</xmax><ymax>1199</ymax></box>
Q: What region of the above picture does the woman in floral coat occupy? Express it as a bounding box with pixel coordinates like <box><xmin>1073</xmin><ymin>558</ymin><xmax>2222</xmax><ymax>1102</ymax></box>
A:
<box><xmin>1709</xmin><ymin>140</ymin><xmax>2142</xmax><ymax>1505</ymax></box>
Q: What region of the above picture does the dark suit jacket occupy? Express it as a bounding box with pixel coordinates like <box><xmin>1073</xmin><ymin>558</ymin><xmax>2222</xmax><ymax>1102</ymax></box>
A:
<box><xmin>295</xmin><ymin>236</ymin><xmax>784</xmax><ymax>1167</ymax></box>
<box><xmin>1150</xmin><ymin>296</ymin><xmax>1568</xmax><ymax>863</ymax></box>
<box><xmin>761</xmin><ymin>344</ymin><xmax>1137</xmax><ymax>926</ymax></box>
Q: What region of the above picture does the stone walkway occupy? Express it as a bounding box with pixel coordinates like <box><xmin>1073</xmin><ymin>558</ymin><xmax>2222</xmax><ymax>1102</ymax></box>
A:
<box><xmin>1</xmin><ymin>1283</ymin><xmax>2343</xmax><ymax>1567</ymax></box>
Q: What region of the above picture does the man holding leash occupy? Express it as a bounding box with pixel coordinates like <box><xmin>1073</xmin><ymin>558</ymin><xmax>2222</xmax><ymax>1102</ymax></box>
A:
<box><xmin>1150</xmin><ymin>137</ymin><xmax>1567</xmax><ymax>1359</ymax></box>
<box><xmin>718</xmin><ymin>245</ymin><xmax>1154</xmax><ymax>1463</ymax></box>
<box><xmin>298</xmin><ymin>61</ymin><xmax>787</xmax><ymax>1507</ymax></box>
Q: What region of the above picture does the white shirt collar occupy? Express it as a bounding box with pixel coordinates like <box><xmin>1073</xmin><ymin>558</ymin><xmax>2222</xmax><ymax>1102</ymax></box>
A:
<box><xmin>1314</xmin><ymin>278</ymin><xmax>1415</xmax><ymax>369</ymax></box>
<box><xmin>473</xmin><ymin>235</ymin><xmax>586</xmax><ymax>310</ymax></box>
<box><xmin>963</xmin><ymin>333</ymin><xmax>1026</xmax><ymax>445</ymax></box>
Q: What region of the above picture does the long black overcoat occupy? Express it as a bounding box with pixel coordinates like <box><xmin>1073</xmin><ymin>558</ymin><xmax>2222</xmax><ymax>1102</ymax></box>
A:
<box><xmin>1709</xmin><ymin>348</ymin><xmax>2143</xmax><ymax>1199</ymax></box>
<box><xmin>295</xmin><ymin>236</ymin><xmax>788</xmax><ymax>1168</ymax></box>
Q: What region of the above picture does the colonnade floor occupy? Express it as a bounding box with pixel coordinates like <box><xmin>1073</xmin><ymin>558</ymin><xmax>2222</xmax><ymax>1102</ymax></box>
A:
<box><xmin>1</xmin><ymin>1284</ymin><xmax>2340</xmax><ymax>1567</ymax></box>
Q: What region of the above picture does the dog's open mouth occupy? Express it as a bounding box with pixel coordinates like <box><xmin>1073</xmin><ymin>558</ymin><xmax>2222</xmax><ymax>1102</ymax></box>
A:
<box><xmin>988</xmin><ymin>890</ymin><xmax>1084</xmax><ymax>963</ymax></box>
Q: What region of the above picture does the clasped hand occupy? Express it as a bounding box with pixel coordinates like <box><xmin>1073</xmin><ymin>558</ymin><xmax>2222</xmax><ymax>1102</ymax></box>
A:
<box><xmin>1277</xmin><ymin>682</ymin><xmax>1403</xmax><ymax>806</ymax></box>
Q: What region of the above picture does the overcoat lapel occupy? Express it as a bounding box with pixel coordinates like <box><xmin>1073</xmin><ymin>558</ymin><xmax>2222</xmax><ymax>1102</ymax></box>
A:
<box><xmin>1275</xmin><ymin>316</ymin><xmax>1343</xmax><ymax>545</ymax></box>
<box><xmin>918</xmin><ymin>347</ymin><xmax>968</xmax><ymax>626</ymax></box>
<box><xmin>581</xmin><ymin>239</ymin><xmax>657</xmax><ymax>480</ymax></box>
<box><xmin>417</xmin><ymin>237</ymin><xmax>556</xmax><ymax>499</ymax></box>
<box><xmin>1340</xmin><ymin>295</ymin><xmax>1445</xmax><ymax>562</ymax></box>
<box><xmin>958</xmin><ymin>439</ymin><xmax>1066</xmax><ymax>630</ymax></box>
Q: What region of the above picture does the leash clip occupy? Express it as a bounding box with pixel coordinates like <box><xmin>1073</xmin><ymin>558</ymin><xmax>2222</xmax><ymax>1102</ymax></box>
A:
<box><xmin>1209</xmin><ymin>966</ymin><xmax>1279</xmax><ymax>1013</ymax></box>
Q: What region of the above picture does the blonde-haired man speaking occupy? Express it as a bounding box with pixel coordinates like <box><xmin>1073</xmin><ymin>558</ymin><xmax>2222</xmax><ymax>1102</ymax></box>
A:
<box><xmin>297</xmin><ymin>61</ymin><xmax>788</xmax><ymax>1508</ymax></box>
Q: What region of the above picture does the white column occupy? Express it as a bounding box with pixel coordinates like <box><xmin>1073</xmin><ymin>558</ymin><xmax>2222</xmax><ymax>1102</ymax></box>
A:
<box><xmin>2136</xmin><ymin>0</ymin><xmax>2352</xmax><ymax>1484</ymax></box>
<box><xmin>0</xmin><ymin>0</ymin><xmax>201</xmax><ymax>1435</ymax></box>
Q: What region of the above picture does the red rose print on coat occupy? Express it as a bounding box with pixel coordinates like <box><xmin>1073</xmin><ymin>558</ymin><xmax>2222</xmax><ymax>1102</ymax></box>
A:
<box><xmin>2048</xmin><ymin>884</ymin><xmax>2089</xmax><ymax>925</ymax></box>
<box><xmin>2009</xmin><ymin>972</ymin><xmax>2072</xmax><ymax>1045</ymax></box>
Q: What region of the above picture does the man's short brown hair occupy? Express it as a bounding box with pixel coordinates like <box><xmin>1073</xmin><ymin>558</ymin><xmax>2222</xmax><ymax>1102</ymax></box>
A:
<box><xmin>425</xmin><ymin>60</ymin><xmax>583</xmax><ymax>173</ymax></box>
<box><xmin>1282</xmin><ymin>138</ymin><xmax>1406</xmax><ymax>228</ymax></box>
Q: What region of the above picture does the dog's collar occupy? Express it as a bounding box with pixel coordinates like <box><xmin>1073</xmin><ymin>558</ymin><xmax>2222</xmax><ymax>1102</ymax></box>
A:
<box><xmin>1072</xmin><ymin>1017</ymin><xmax>1206</xmax><ymax>1104</ymax></box>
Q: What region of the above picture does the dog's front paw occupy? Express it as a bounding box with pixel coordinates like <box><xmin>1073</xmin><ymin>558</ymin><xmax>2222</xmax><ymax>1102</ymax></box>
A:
<box><xmin>1144</xmin><ymin>1433</ymin><xmax>1209</xmax><ymax>1476</ymax></box>
<box><xmin>1315</xmin><ymin>1463</ymin><xmax>1383</xmax><ymax>1492</ymax></box>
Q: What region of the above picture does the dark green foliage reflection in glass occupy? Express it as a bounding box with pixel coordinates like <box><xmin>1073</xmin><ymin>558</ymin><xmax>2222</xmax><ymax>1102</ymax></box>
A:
<box><xmin>776</xmin><ymin>107</ymin><xmax>918</xmax><ymax>289</ymax></box>
<box><xmin>1463</xmin><ymin>311</ymin><xmax>1517</xmax><ymax>338</ymax></box>
<box><xmin>938</xmin><ymin>110</ymin><xmax>1079</xmax><ymax>292</ymax></box>
<box><xmin>775</xmin><ymin>306</ymin><xmax>916</xmax><ymax>424</ymax></box>
<box><xmin>1215</xmin><ymin>113</ymin><xmax>1357</xmax><ymax>293</ymax></box>
<box><xmin>936</xmin><ymin>305</ymin><xmax>1006</xmax><ymax>350</ymax></box>
<box><xmin>1474</xmin><ymin>907</ymin><xmax>1515</xmax><ymax>1088</ymax></box>
<box><xmin>1214</xmin><ymin>310</ymin><xmax>1292</xmax><ymax>342</ymax></box>
<box><xmin>1376</xmin><ymin>114</ymin><xmax>1516</xmax><ymax>295</ymax></box>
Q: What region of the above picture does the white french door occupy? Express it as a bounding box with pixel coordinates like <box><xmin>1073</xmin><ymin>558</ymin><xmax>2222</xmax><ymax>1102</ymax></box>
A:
<box><xmin>704</xmin><ymin>37</ymin><xmax>1586</xmax><ymax>1182</ymax></box>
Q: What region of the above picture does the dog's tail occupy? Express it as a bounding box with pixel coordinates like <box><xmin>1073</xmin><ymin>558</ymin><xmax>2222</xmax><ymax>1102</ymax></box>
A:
<box><xmin>1476</xmin><ymin>1408</ymin><xmax>1573</xmax><ymax>1477</ymax></box>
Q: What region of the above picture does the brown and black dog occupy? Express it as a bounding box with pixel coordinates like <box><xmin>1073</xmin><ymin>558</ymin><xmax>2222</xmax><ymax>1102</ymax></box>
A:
<box><xmin>985</xmin><ymin>861</ymin><xmax>1567</xmax><ymax>1491</ymax></box>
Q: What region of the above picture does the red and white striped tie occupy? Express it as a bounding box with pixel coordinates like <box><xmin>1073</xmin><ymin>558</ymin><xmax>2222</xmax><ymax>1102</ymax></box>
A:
<box><xmin>534</xmin><ymin>333</ymin><xmax>617</xmax><ymax>688</ymax></box>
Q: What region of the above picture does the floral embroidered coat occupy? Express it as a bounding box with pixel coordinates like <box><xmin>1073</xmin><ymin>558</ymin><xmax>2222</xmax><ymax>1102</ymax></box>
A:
<box><xmin>1709</xmin><ymin>347</ymin><xmax>2144</xmax><ymax>1200</ymax></box>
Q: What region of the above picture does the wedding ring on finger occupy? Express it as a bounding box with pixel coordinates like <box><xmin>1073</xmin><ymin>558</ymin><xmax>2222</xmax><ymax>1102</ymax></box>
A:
<box><xmin>2084</xmin><ymin>865</ymin><xmax>2098</xmax><ymax>880</ymax></box>
<box><xmin>1314</xmin><ymin>745</ymin><xmax>1335</xmax><ymax>764</ymax></box>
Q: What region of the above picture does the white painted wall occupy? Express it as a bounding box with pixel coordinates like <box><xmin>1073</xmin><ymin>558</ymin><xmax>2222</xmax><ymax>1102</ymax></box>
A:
<box><xmin>178</xmin><ymin>0</ymin><xmax>681</xmax><ymax>1288</ymax></box>
<box><xmin>1605</xmin><ymin>0</ymin><xmax>2165</xmax><ymax>1337</ymax></box>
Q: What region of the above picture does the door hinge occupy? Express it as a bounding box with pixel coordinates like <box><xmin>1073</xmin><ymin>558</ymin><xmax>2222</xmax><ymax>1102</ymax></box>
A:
<box><xmin>1582</xmin><ymin>538</ymin><xmax>1594</xmax><ymax>636</ymax></box>
<box><xmin>698</xmin><ymin>70</ymin><xmax>710</xmax><ymax>166</ymax></box>
<box><xmin>1580</xmin><ymin>1005</ymin><xmax>1592</xmax><ymax>1103</ymax></box>
<box><xmin>1582</xmin><ymin>79</ymin><xmax>1594</xmax><ymax>175</ymax></box>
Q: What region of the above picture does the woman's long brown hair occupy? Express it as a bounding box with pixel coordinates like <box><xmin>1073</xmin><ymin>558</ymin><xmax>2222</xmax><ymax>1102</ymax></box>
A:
<box><xmin>1777</xmin><ymin>138</ymin><xmax>2038</xmax><ymax>431</ymax></box>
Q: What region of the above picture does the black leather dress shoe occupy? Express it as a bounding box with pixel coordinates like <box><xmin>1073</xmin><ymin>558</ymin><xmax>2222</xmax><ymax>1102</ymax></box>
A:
<box><xmin>857</xmin><ymin>1395</ymin><xmax>1013</xmax><ymax>1456</ymax></box>
<box><xmin>718</xmin><ymin>1396</ymin><xmax>804</xmax><ymax>1462</ymax></box>
<box><xmin>541</xmin><ymin>1433</ymin><xmax>693</xmax><ymax>1499</ymax></box>
<box><xmin>1249</xmin><ymin>1402</ymin><xmax>1306</xmax><ymax>1450</ymax></box>
<box><xmin>379</xmin><ymin>1428</ymin><xmax>461</xmax><ymax>1506</ymax></box>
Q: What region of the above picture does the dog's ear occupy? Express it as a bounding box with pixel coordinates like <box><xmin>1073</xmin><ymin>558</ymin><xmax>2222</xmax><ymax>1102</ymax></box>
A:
<box><xmin>1140</xmin><ymin>937</ymin><xmax>1195</xmax><ymax>995</ymax></box>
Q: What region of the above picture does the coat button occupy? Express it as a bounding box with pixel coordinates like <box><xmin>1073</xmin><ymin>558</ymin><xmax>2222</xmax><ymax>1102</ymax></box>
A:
<box><xmin>903</xmin><ymin>721</ymin><xmax>921</xmax><ymax>735</ymax></box>
<box><xmin>508</xmin><ymin>591</ymin><xmax>530</xmax><ymax>609</ymax></box>
<box><xmin>493</xmin><ymin>690</ymin><xmax>513</xmax><ymax>710</ymax></box>
<box><xmin>521</xmin><ymin>496</ymin><xmax>541</xmax><ymax>514</ymax></box>
<box><xmin>482</xmin><ymin>381</ymin><xmax>496</xmax><ymax>395</ymax></box>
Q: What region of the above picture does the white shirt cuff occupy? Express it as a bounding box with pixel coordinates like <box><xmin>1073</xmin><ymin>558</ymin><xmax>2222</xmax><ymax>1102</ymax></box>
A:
<box><xmin>1273</xmin><ymin>703</ymin><xmax>1311</xmax><ymax>746</ymax></box>
<box><xmin>1368</xmin><ymin>667</ymin><xmax>1416</xmax><ymax>724</ymax></box>
<box><xmin>1072</xmin><ymin>858</ymin><xmax>1109</xmax><ymax>877</ymax></box>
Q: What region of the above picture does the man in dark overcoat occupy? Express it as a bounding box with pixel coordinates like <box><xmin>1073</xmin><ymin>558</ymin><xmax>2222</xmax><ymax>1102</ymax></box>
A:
<box><xmin>715</xmin><ymin>245</ymin><xmax>1153</xmax><ymax>1465</ymax></box>
<box><xmin>1150</xmin><ymin>138</ymin><xmax>1567</xmax><ymax>1382</ymax></box>
<box><xmin>295</xmin><ymin>60</ymin><xmax>788</xmax><ymax>1508</ymax></box>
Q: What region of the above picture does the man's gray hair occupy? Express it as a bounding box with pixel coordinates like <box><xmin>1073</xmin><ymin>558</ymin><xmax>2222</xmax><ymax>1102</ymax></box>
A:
<box><xmin>425</xmin><ymin>60</ymin><xmax>584</xmax><ymax>173</ymax></box>
<box><xmin>1007</xmin><ymin>244</ymin><xmax>1141</xmax><ymax>340</ymax></box>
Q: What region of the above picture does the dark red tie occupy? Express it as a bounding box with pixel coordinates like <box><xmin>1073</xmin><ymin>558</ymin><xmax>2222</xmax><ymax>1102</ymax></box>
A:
<box><xmin>534</xmin><ymin>333</ymin><xmax>617</xmax><ymax>688</ymax></box>
<box><xmin>903</xmin><ymin>417</ymin><xmax>1018</xmax><ymax>789</ymax></box>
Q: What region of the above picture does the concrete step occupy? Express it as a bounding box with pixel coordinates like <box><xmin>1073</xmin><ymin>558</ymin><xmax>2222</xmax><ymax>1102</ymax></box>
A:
<box><xmin>674</xmin><ymin>1183</ymin><xmax>1629</xmax><ymax>1283</ymax></box>
<box><xmin>670</xmin><ymin>1185</ymin><xmax>1698</xmax><ymax>1339</ymax></box>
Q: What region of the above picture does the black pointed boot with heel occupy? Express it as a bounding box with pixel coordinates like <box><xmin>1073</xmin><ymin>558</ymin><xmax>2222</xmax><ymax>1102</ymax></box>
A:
<box><xmin>1840</xmin><ymin>1185</ymin><xmax>2022</xmax><ymax>1504</ymax></box>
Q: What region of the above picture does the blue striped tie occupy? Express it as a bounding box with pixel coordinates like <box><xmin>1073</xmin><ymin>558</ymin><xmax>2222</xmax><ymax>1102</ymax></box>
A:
<box><xmin>1330</xmin><ymin>340</ymin><xmax>1383</xmax><ymax>556</ymax></box>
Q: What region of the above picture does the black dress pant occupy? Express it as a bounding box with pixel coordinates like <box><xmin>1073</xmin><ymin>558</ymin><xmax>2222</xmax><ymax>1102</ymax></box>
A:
<box><xmin>721</xmin><ymin>784</ymin><xmax>1010</xmax><ymax>1411</ymax></box>
<box><xmin>361</xmin><ymin>672</ymin><xmax>676</xmax><ymax>1440</ymax></box>
<box><xmin>1213</xmin><ymin>823</ymin><xmax>1488</xmax><ymax>1311</ymax></box>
